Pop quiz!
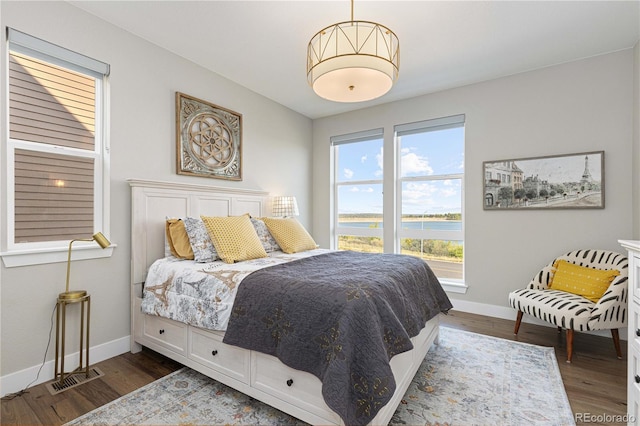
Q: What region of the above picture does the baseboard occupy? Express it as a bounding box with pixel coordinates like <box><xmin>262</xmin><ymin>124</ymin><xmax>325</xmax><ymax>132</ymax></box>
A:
<box><xmin>448</xmin><ymin>297</ymin><xmax>628</xmax><ymax>340</ymax></box>
<box><xmin>0</xmin><ymin>335</ymin><xmax>130</xmax><ymax>398</ymax></box>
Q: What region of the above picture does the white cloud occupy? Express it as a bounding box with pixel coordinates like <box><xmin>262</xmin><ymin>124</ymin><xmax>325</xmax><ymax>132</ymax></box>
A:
<box><xmin>349</xmin><ymin>187</ymin><xmax>359</xmax><ymax>192</ymax></box>
<box><xmin>344</xmin><ymin>168</ymin><xmax>354</xmax><ymax>179</ymax></box>
<box><xmin>402</xmin><ymin>182</ymin><xmax>437</xmax><ymax>206</ymax></box>
<box><xmin>374</xmin><ymin>147</ymin><xmax>384</xmax><ymax>177</ymax></box>
<box><xmin>361</xmin><ymin>155</ymin><xmax>367</xmax><ymax>163</ymax></box>
<box><xmin>401</xmin><ymin>152</ymin><xmax>433</xmax><ymax>175</ymax></box>
<box><xmin>363</xmin><ymin>187</ymin><xmax>374</xmax><ymax>193</ymax></box>
<box><xmin>440</xmin><ymin>188</ymin><xmax>458</xmax><ymax>197</ymax></box>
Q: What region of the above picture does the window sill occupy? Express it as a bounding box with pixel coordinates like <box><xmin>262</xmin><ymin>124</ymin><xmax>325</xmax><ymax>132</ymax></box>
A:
<box><xmin>439</xmin><ymin>279</ymin><xmax>468</xmax><ymax>294</ymax></box>
<box><xmin>1</xmin><ymin>244</ymin><xmax>116</xmax><ymax>268</ymax></box>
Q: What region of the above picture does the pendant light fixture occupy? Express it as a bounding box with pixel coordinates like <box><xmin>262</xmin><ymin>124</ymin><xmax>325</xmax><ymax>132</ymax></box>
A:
<box><xmin>306</xmin><ymin>0</ymin><xmax>400</xmax><ymax>103</ymax></box>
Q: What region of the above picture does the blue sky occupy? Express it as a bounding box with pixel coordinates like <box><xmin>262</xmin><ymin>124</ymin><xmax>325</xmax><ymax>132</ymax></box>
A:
<box><xmin>337</xmin><ymin>127</ymin><xmax>464</xmax><ymax>215</ymax></box>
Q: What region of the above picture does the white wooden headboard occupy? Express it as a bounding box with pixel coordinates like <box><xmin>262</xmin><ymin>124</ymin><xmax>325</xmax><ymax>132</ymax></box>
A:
<box><xmin>128</xmin><ymin>179</ymin><xmax>269</xmax><ymax>287</ymax></box>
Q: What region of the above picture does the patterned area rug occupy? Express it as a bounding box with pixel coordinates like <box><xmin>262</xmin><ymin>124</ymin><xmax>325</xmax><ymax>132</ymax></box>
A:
<box><xmin>66</xmin><ymin>327</ymin><xmax>575</xmax><ymax>426</ymax></box>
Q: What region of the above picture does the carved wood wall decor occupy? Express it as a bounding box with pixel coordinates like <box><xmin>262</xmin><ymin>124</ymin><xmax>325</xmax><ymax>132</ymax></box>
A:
<box><xmin>176</xmin><ymin>92</ymin><xmax>242</xmax><ymax>180</ymax></box>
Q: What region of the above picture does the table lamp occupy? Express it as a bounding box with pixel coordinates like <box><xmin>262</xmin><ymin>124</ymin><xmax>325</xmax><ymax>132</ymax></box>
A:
<box><xmin>272</xmin><ymin>196</ymin><xmax>299</xmax><ymax>217</ymax></box>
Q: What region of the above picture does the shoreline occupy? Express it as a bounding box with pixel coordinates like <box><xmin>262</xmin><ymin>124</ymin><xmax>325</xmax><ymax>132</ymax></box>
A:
<box><xmin>339</xmin><ymin>217</ymin><xmax>457</xmax><ymax>222</ymax></box>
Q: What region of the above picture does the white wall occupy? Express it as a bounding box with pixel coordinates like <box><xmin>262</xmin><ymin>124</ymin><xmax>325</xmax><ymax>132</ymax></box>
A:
<box><xmin>313</xmin><ymin>49</ymin><xmax>636</xmax><ymax>310</ymax></box>
<box><xmin>0</xmin><ymin>1</ymin><xmax>312</xmax><ymax>392</ymax></box>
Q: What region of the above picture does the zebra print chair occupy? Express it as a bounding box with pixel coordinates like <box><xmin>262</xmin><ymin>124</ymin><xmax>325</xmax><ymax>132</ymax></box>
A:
<box><xmin>508</xmin><ymin>249</ymin><xmax>628</xmax><ymax>363</ymax></box>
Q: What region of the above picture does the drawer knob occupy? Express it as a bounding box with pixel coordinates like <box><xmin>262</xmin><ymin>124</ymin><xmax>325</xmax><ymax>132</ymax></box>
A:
<box><xmin>211</xmin><ymin>350</ymin><xmax>218</xmax><ymax>356</ymax></box>
<box><xmin>636</xmin><ymin>329</ymin><xmax>640</xmax><ymax>337</ymax></box>
<box><xmin>636</xmin><ymin>375</ymin><xmax>640</xmax><ymax>384</ymax></box>
<box><xmin>286</xmin><ymin>379</ymin><xmax>293</xmax><ymax>387</ymax></box>
<box><xmin>159</xmin><ymin>329</ymin><xmax>165</xmax><ymax>335</ymax></box>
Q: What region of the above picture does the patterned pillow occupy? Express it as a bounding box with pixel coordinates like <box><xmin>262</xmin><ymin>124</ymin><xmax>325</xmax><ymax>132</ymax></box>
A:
<box><xmin>165</xmin><ymin>219</ymin><xmax>194</xmax><ymax>259</ymax></box>
<box><xmin>549</xmin><ymin>259</ymin><xmax>620</xmax><ymax>302</ymax></box>
<box><xmin>183</xmin><ymin>217</ymin><xmax>218</xmax><ymax>263</ymax></box>
<box><xmin>201</xmin><ymin>215</ymin><xmax>267</xmax><ymax>263</ymax></box>
<box><xmin>250</xmin><ymin>217</ymin><xmax>281</xmax><ymax>252</ymax></box>
<box><xmin>261</xmin><ymin>217</ymin><xmax>318</xmax><ymax>254</ymax></box>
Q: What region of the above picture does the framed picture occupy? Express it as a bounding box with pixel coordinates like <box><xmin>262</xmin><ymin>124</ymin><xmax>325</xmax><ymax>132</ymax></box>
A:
<box><xmin>176</xmin><ymin>92</ymin><xmax>242</xmax><ymax>180</ymax></box>
<box><xmin>483</xmin><ymin>151</ymin><xmax>604</xmax><ymax>210</ymax></box>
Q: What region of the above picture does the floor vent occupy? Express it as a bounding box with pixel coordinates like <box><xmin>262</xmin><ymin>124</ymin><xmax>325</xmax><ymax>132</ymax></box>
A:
<box><xmin>45</xmin><ymin>367</ymin><xmax>105</xmax><ymax>395</ymax></box>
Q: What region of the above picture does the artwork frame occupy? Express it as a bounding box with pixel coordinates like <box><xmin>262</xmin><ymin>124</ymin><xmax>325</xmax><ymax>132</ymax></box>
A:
<box><xmin>176</xmin><ymin>92</ymin><xmax>242</xmax><ymax>181</ymax></box>
<box><xmin>483</xmin><ymin>151</ymin><xmax>604</xmax><ymax>210</ymax></box>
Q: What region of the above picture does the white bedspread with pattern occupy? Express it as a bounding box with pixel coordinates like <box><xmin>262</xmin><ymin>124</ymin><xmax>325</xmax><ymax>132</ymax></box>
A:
<box><xmin>141</xmin><ymin>248</ymin><xmax>331</xmax><ymax>331</ymax></box>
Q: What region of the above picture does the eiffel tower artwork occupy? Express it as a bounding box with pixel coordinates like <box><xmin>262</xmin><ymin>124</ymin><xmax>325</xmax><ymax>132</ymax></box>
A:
<box><xmin>483</xmin><ymin>151</ymin><xmax>603</xmax><ymax>209</ymax></box>
<box><xmin>580</xmin><ymin>155</ymin><xmax>593</xmax><ymax>186</ymax></box>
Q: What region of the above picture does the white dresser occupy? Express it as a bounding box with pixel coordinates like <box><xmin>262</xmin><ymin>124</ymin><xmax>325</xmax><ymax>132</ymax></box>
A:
<box><xmin>620</xmin><ymin>240</ymin><xmax>640</xmax><ymax>426</ymax></box>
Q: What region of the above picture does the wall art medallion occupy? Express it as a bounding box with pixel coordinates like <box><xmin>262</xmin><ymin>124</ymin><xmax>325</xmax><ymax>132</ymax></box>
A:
<box><xmin>483</xmin><ymin>151</ymin><xmax>604</xmax><ymax>210</ymax></box>
<box><xmin>176</xmin><ymin>92</ymin><xmax>242</xmax><ymax>180</ymax></box>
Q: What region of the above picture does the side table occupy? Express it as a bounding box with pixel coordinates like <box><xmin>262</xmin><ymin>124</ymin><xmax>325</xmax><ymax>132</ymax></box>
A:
<box><xmin>55</xmin><ymin>291</ymin><xmax>90</xmax><ymax>385</ymax></box>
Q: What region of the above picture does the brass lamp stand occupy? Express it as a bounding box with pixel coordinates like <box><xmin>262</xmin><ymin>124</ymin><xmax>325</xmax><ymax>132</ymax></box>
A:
<box><xmin>54</xmin><ymin>232</ymin><xmax>110</xmax><ymax>385</ymax></box>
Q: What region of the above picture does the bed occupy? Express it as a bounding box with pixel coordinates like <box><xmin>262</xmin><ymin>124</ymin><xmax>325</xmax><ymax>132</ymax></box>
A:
<box><xmin>129</xmin><ymin>179</ymin><xmax>452</xmax><ymax>426</ymax></box>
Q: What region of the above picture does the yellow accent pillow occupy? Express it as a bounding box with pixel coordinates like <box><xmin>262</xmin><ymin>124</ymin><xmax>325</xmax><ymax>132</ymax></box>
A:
<box><xmin>549</xmin><ymin>259</ymin><xmax>620</xmax><ymax>303</ymax></box>
<box><xmin>261</xmin><ymin>217</ymin><xmax>318</xmax><ymax>254</ymax></box>
<box><xmin>165</xmin><ymin>219</ymin><xmax>194</xmax><ymax>260</ymax></box>
<box><xmin>201</xmin><ymin>215</ymin><xmax>267</xmax><ymax>263</ymax></box>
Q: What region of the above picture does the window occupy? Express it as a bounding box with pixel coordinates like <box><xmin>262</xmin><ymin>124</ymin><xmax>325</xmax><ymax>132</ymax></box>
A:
<box><xmin>396</xmin><ymin>115</ymin><xmax>465</xmax><ymax>285</ymax></box>
<box><xmin>331</xmin><ymin>129</ymin><xmax>384</xmax><ymax>253</ymax></box>
<box><xmin>2</xmin><ymin>29</ymin><xmax>112</xmax><ymax>267</ymax></box>
<box><xmin>329</xmin><ymin>117</ymin><xmax>465</xmax><ymax>291</ymax></box>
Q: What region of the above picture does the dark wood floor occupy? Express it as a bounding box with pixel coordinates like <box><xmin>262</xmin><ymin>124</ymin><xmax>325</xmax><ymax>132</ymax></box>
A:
<box><xmin>1</xmin><ymin>310</ymin><xmax>628</xmax><ymax>425</ymax></box>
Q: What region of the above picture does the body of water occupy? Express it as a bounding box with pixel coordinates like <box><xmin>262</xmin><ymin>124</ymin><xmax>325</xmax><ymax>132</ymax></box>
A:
<box><xmin>339</xmin><ymin>221</ymin><xmax>462</xmax><ymax>230</ymax></box>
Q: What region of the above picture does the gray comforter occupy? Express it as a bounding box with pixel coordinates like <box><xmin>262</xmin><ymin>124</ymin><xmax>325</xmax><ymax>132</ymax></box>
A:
<box><xmin>222</xmin><ymin>250</ymin><xmax>453</xmax><ymax>425</ymax></box>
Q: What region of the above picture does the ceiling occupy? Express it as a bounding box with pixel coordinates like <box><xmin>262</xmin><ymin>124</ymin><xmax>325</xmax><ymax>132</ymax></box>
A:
<box><xmin>69</xmin><ymin>1</ymin><xmax>640</xmax><ymax>119</ymax></box>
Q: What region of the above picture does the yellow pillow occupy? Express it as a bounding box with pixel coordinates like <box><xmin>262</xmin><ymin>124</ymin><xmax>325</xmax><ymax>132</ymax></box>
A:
<box><xmin>201</xmin><ymin>215</ymin><xmax>267</xmax><ymax>263</ymax></box>
<box><xmin>165</xmin><ymin>219</ymin><xmax>194</xmax><ymax>260</ymax></box>
<box><xmin>261</xmin><ymin>217</ymin><xmax>318</xmax><ymax>254</ymax></box>
<box><xmin>549</xmin><ymin>259</ymin><xmax>619</xmax><ymax>303</ymax></box>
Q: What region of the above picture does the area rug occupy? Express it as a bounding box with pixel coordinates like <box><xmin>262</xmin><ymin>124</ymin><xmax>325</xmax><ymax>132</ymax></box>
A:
<box><xmin>66</xmin><ymin>327</ymin><xmax>575</xmax><ymax>426</ymax></box>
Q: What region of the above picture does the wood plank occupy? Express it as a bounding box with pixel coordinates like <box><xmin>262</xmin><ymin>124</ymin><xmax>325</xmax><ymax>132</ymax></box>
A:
<box><xmin>10</xmin><ymin>94</ymin><xmax>95</xmax><ymax>123</ymax></box>
<box><xmin>1</xmin><ymin>312</ymin><xmax>627</xmax><ymax>426</ymax></box>
<box><xmin>11</xmin><ymin>116</ymin><xmax>94</xmax><ymax>140</ymax></box>
<box><xmin>0</xmin><ymin>393</ymin><xmax>41</xmax><ymax>425</ymax></box>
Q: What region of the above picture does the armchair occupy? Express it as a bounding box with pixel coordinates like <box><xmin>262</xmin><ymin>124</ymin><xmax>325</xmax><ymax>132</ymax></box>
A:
<box><xmin>508</xmin><ymin>249</ymin><xmax>628</xmax><ymax>362</ymax></box>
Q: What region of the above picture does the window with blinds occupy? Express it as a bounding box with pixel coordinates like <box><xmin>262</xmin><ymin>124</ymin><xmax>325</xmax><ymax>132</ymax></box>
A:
<box><xmin>5</xmin><ymin>28</ymin><xmax>110</xmax><ymax>250</ymax></box>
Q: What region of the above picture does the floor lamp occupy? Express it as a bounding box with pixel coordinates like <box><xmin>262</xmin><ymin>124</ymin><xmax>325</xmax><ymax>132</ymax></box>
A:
<box><xmin>54</xmin><ymin>232</ymin><xmax>110</xmax><ymax>386</ymax></box>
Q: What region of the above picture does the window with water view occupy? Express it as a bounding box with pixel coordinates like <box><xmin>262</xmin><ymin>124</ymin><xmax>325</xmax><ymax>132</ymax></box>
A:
<box><xmin>333</xmin><ymin>131</ymin><xmax>384</xmax><ymax>253</ymax></box>
<box><xmin>397</xmin><ymin>116</ymin><xmax>464</xmax><ymax>282</ymax></box>
<box><xmin>331</xmin><ymin>115</ymin><xmax>465</xmax><ymax>284</ymax></box>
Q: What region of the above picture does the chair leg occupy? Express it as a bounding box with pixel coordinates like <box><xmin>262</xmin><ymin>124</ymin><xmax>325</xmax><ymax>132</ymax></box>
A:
<box><xmin>611</xmin><ymin>329</ymin><xmax>623</xmax><ymax>359</ymax></box>
<box><xmin>514</xmin><ymin>311</ymin><xmax>523</xmax><ymax>335</ymax></box>
<box><xmin>566</xmin><ymin>329</ymin><xmax>574</xmax><ymax>363</ymax></box>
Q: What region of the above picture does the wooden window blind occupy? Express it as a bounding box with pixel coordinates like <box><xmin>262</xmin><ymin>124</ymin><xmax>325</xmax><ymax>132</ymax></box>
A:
<box><xmin>9</xmin><ymin>51</ymin><xmax>98</xmax><ymax>243</ymax></box>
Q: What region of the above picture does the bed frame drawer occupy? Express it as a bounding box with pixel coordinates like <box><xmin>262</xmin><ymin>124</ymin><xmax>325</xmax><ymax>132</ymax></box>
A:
<box><xmin>143</xmin><ymin>314</ymin><xmax>187</xmax><ymax>355</ymax></box>
<box><xmin>251</xmin><ymin>352</ymin><xmax>341</xmax><ymax>424</ymax></box>
<box><xmin>189</xmin><ymin>327</ymin><xmax>250</xmax><ymax>384</ymax></box>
